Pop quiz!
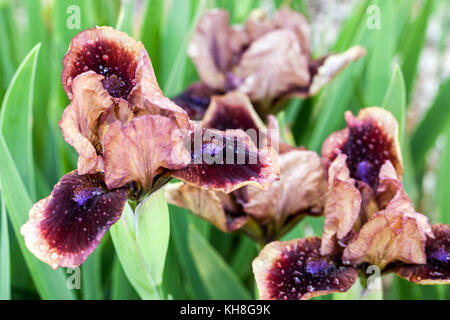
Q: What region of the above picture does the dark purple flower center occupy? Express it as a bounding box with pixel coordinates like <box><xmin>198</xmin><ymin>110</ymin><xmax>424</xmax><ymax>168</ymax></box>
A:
<box><xmin>343</xmin><ymin>120</ymin><xmax>394</xmax><ymax>189</ymax></box>
<box><xmin>72</xmin><ymin>40</ymin><xmax>137</xmax><ymax>99</ymax></box>
<box><xmin>72</xmin><ymin>187</ymin><xmax>104</xmax><ymax>207</ymax></box>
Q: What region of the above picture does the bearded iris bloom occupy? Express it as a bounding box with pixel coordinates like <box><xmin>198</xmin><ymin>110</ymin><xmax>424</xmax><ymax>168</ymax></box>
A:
<box><xmin>173</xmin><ymin>7</ymin><xmax>366</xmax><ymax>119</ymax></box>
<box><xmin>21</xmin><ymin>27</ymin><xmax>280</xmax><ymax>269</ymax></box>
<box><xmin>167</xmin><ymin>92</ymin><xmax>327</xmax><ymax>244</ymax></box>
<box><xmin>252</xmin><ymin>107</ymin><xmax>449</xmax><ymax>300</ymax></box>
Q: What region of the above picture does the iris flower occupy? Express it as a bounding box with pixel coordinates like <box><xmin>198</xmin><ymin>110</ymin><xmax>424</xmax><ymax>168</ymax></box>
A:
<box><xmin>252</xmin><ymin>107</ymin><xmax>449</xmax><ymax>300</ymax></box>
<box><xmin>167</xmin><ymin>92</ymin><xmax>327</xmax><ymax>244</ymax></box>
<box><xmin>173</xmin><ymin>7</ymin><xmax>366</xmax><ymax>119</ymax></box>
<box><xmin>21</xmin><ymin>27</ymin><xmax>280</xmax><ymax>269</ymax></box>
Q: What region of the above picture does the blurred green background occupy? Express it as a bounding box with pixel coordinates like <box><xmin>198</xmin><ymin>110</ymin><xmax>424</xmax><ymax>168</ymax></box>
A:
<box><xmin>0</xmin><ymin>0</ymin><xmax>448</xmax><ymax>300</ymax></box>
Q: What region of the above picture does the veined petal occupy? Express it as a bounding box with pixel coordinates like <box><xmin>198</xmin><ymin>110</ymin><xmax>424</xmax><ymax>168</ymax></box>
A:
<box><xmin>166</xmin><ymin>128</ymin><xmax>280</xmax><ymax>193</ymax></box>
<box><xmin>20</xmin><ymin>171</ymin><xmax>128</xmax><ymax>269</ymax></box>
<box><xmin>166</xmin><ymin>182</ymin><xmax>247</xmax><ymax>232</ymax></box>
<box><xmin>240</xmin><ymin>149</ymin><xmax>326</xmax><ymax>229</ymax></box>
<box><xmin>342</xmin><ymin>209</ymin><xmax>430</xmax><ymax>269</ymax></box>
<box><xmin>394</xmin><ymin>224</ymin><xmax>449</xmax><ymax>284</ymax></box>
<box><xmin>252</xmin><ymin>237</ymin><xmax>358</xmax><ymax>300</ymax></box>
<box><xmin>59</xmin><ymin>72</ymin><xmax>113</xmax><ymax>174</ymax></box>
<box><xmin>103</xmin><ymin>115</ymin><xmax>191</xmax><ymax>191</ymax></box>
<box><xmin>321</xmin><ymin>154</ymin><xmax>362</xmax><ymax>256</ymax></box>
<box><xmin>188</xmin><ymin>9</ymin><xmax>249</xmax><ymax>91</ymax></box>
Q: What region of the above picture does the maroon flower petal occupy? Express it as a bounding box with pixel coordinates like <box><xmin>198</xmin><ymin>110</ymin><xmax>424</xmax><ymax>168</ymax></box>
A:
<box><xmin>20</xmin><ymin>171</ymin><xmax>128</xmax><ymax>269</ymax></box>
<box><xmin>166</xmin><ymin>128</ymin><xmax>279</xmax><ymax>193</ymax></box>
<box><xmin>394</xmin><ymin>224</ymin><xmax>449</xmax><ymax>284</ymax></box>
<box><xmin>252</xmin><ymin>237</ymin><xmax>358</xmax><ymax>300</ymax></box>
<box><xmin>322</xmin><ymin>107</ymin><xmax>403</xmax><ymax>190</ymax></box>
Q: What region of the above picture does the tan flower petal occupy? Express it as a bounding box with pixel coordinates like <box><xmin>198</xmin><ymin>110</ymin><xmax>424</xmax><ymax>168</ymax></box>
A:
<box><xmin>187</xmin><ymin>9</ymin><xmax>249</xmax><ymax>91</ymax></box>
<box><xmin>20</xmin><ymin>171</ymin><xmax>128</xmax><ymax>269</ymax></box>
<box><xmin>165</xmin><ymin>182</ymin><xmax>247</xmax><ymax>232</ymax></box>
<box><xmin>166</xmin><ymin>128</ymin><xmax>280</xmax><ymax>193</ymax></box>
<box><xmin>394</xmin><ymin>224</ymin><xmax>449</xmax><ymax>285</ymax></box>
<box><xmin>240</xmin><ymin>149</ymin><xmax>326</xmax><ymax>229</ymax></box>
<box><xmin>342</xmin><ymin>210</ymin><xmax>430</xmax><ymax>269</ymax></box>
<box><xmin>308</xmin><ymin>46</ymin><xmax>366</xmax><ymax>96</ymax></box>
<box><xmin>234</xmin><ymin>29</ymin><xmax>310</xmax><ymax>110</ymax></box>
<box><xmin>321</xmin><ymin>154</ymin><xmax>362</xmax><ymax>256</ymax></box>
<box><xmin>103</xmin><ymin>115</ymin><xmax>191</xmax><ymax>191</ymax></box>
<box><xmin>252</xmin><ymin>237</ymin><xmax>358</xmax><ymax>300</ymax></box>
<box><xmin>59</xmin><ymin>72</ymin><xmax>114</xmax><ymax>174</ymax></box>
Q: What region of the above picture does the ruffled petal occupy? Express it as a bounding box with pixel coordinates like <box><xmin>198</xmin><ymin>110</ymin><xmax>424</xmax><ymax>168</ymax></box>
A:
<box><xmin>59</xmin><ymin>72</ymin><xmax>113</xmax><ymax>174</ymax></box>
<box><xmin>103</xmin><ymin>115</ymin><xmax>191</xmax><ymax>191</ymax></box>
<box><xmin>394</xmin><ymin>224</ymin><xmax>449</xmax><ymax>284</ymax></box>
<box><xmin>172</xmin><ymin>82</ymin><xmax>217</xmax><ymax>120</ymax></box>
<box><xmin>342</xmin><ymin>209</ymin><xmax>431</xmax><ymax>269</ymax></box>
<box><xmin>166</xmin><ymin>182</ymin><xmax>247</xmax><ymax>232</ymax></box>
<box><xmin>166</xmin><ymin>128</ymin><xmax>280</xmax><ymax>193</ymax></box>
<box><xmin>20</xmin><ymin>171</ymin><xmax>128</xmax><ymax>269</ymax></box>
<box><xmin>321</xmin><ymin>154</ymin><xmax>362</xmax><ymax>256</ymax></box>
<box><xmin>253</xmin><ymin>237</ymin><xmax>358</xmax><ymax>300</ymax></box>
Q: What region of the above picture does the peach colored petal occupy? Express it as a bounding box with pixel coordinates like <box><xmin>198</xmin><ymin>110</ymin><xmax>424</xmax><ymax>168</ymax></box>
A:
<box><xmin>103</xmin><ymin>115</ymin><xmax>191</xmax><ymax>191</ymax></box>
<box><xmin>320</xmin><ymin>154</ymin><xmax>362</xmax><ymax>256</ymax></box>
<box><xmin>165</xmin><ymin>182</ymin><xmax>247</xmax><ymax>232</ymax></box>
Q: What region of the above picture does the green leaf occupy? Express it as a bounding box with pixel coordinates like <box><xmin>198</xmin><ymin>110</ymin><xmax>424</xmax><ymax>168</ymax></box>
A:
<box><xmin>0</xmin><ymin>43</ymin><xmax>40</xmax><ymax>200</ymax></box>
<box><xmin>411</xmin><ymin>77</ymin><xmax>450</xmax><ymax>171</ymax></box>
<box><xmin>116</xmin><ymin>0</ymin><xmax>134</xmax><ymax>35</ymax></box>
<box><xmin>111</xmin><ymin>256</ymin><xmax>139</xmax><ymax>300</ymax></box>
<box><xmin>382</xmin><ymin>64</ymin><xmax>406</xmax><ymax>147</ymax></box>
<box><xmin>81</xmin><ymin>249</ymin><xmax>103</xmax><ymax>300</ymax></box>
<box><xmin>188</xmin><ymin>224</ymin><xmax>251</xmax><ymax>300</ymax></box>
<box><xmin>110</xmin><ymin>189</ymin><xmax>170</xmax><ymax>299</ymax></box>
<box><xmin>437</xmin><ymin>125</ymin><xmax>450</xmax><ymax>224</ymax></box>
<box><xmin>0</xmin><ymin>197</ymin><xmax>10</xmax><ymax>299</ymax></box>
<box><xmin>0</xmin><ymin>134</ymin><xmax>75</xmax><ymax>299</ymax></box>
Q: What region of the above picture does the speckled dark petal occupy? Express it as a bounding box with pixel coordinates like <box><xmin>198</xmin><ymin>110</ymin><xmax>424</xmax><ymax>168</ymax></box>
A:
<box><xmin>166</xmin><ymin>128</ymin><xmax>279</xmax><ymax>194</ymax></box>
<box><xmin>172</xmin><ymin>82</ymin><xmax>217</xmax><ymax>120</ymax></box>
<box><xmin>62</xmin><ymin>26</ymin><xmax>145</xmax><ymax>100</ymax></box>
<box><xmin>253</xmin><ymin>237</ymin><xmax>358</xmax><ymax>300</ymax></box>
<box><xmin>394</xmin><ymin>224</ymin><xmax>450</xmax><ymax>284</ymax></box>
<box><xmin>20</xmin><ymin>171</ymin><xmax>128</xmax><ymax>269</ymax></box>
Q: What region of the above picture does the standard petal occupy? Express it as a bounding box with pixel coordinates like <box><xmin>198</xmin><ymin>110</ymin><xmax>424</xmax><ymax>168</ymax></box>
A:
<box><xmin>166</xmin><ymin>182</ymin><xmax>247</xmax><ymax>232</ymax></box>
<box><xmin>62</xmin><ymin>26</ymin><xmax>146</xmax><ymax>99</ymax></box>
<box><xmin>59</xmin><ymin>72</ymin><xmax>114</xmax><ymax>174</ymax></box>
<box><xmin>239</xmin><ymin>149</ymin><xmax>326</xmax><ymax>232</ymax></box>
<box><xmin>234</xmin><ymin>29</ymin><xmax>310</xmax><ymax>111</ymax></box>
<box><xmin>166</xmin><ymin>128</ymin><xmax>280</xmax><ymax>193</ymax></box>
<box><xmin>394</xmin><ymin>224</ymin><xmax>449</xmax><ymax>284</ymax></box>
<box><xmin>322</xmin><ymin>107</ymin><xmax>403</xmax><ymax>190</ymax></box>
<box><xmin>20</xmin><ymin>171</ymin><xmax>128</xmax><ymax>269</ymax></box>
<box><xmin>103</xmin><ymin>115</ymin><xmax>191</xmax><ymax>191</ymax></box>
<box><xmin>252</xmin><ymin>237</ymin><xmax>358</xmax><ymax>300</ymax></box>
<box><xmin>187</xmin><ymin>9</ymin><xmax>249</xmax><ymax>91</ymax></box>
<box><xmin>342</xmin><ymin>210</ymin><xmax>430</xmax><ymax>269</ymax></box>
<box><xmin>321</xmin><ymin>154</ymin><xmax>362</xmax><ymax>256</ymax></box>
